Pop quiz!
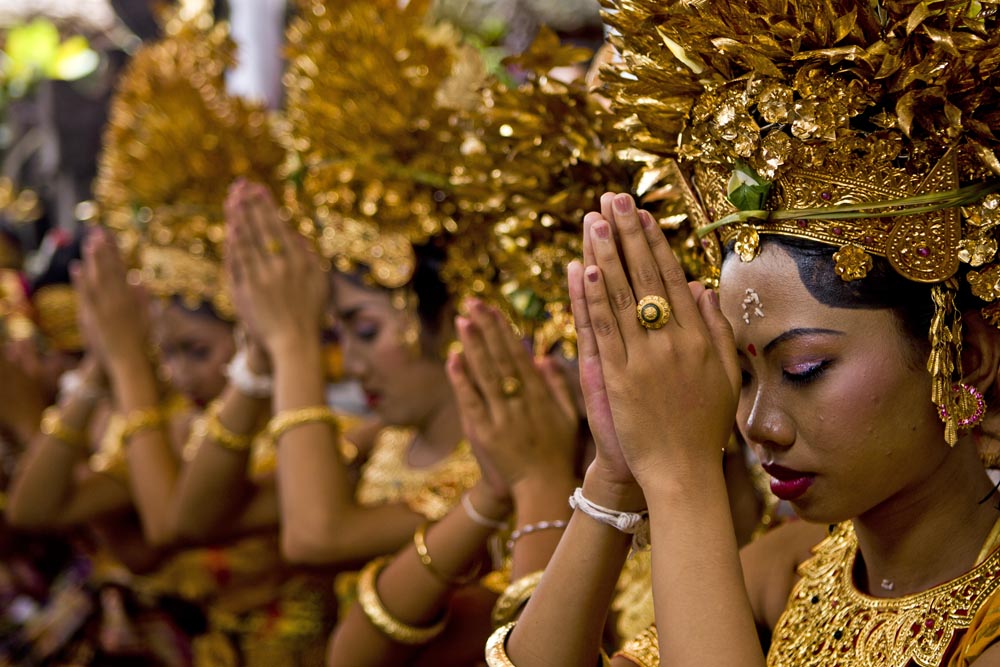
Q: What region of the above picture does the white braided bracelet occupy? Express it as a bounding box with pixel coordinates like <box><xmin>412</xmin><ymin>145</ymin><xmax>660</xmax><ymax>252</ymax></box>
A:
<box><xmin>225</xmin><ymin>348</ymin><xmax>274</xmax><ymax>399</ymax></box>
<box><xmin>569</xmin><ymin>487</ymin><xmax>650</xmax><ymax>550</ymax></box>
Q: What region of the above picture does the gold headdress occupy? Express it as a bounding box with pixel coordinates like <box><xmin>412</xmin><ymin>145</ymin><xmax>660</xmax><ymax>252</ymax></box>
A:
<box><xmin>282</xmin><ymin>0</ymin><xmax>487</xmax><ymax>289</ymax></box>
<box><xmin>603</xmin><ymin>0</ymin><xmax>1000</xmax><ymax>445</ymax></box>
<box><xmin>95</xmin><ymin>12</ymin><xmax>285</xmax><ymax>320</ymax></box>
<box><xmin>444</xmin><ymin>28</ymin><xmax>633</xmax><ymax>357</ymax></box>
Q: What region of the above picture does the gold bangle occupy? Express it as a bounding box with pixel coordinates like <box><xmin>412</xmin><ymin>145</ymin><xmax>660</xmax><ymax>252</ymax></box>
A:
<box><xmin>120</xmin><ymin>406</ymin><xmax>166</xmax><ymax>444</ymax></box>
<box><xmin>200</xmin><ymin>400</ymin><xmax>253</xmax><ymax>452</ymax></box>
<box><xmin>486</xmin><ymin>621</ymin><xmax>610</xmax><ymax>667</ymax></box>
<box><xmin>40</xmin><ymin>406</ymin><xmax>87</xmax><ymax>449</ymax></box>
<box><xmin>267</xmin><ymin>405</ymin><xmax>339</xmax><ymax>442</ymax></box>
<box><xmin>413</xmin><ymin>521</ymin><xmax>482</xmax><ymax>586</ymax></box>
<box><xmin>614</xmin><ymin>624</ymin><xmax>659</xmax><ymax>667</ymax></box>
<box><xmin>491</xmin><ymin>570</ymin><xmax>544</xmax><ymax>628</ymax></box>
<box><xmin>357</xmin><ymin>556</ymin><xmax>449</xmax><ymax>645</ymax></box>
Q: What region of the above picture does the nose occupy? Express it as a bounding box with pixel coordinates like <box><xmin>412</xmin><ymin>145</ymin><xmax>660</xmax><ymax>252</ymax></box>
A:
<box><xmin>339</xmin><ymin>337</ymin><xmax>367</xmax><ymax>381</ymax></box>
<box><xmin>739</xmin><ymin>384</ymin><xmax>795</xmax><ymax>453</ymax></box>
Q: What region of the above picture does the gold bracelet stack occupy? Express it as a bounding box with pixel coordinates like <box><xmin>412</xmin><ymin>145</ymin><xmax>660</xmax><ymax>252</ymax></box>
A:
<box><xmin>120</xmin><ymin>406</ymin><xmax>167</xmax><ymax>444</ymax></box>
<box><xmin>40</xmin><ymin>406</ymin><xmax>87</xmax><ymax>450</ymax></box>
<box><xmin>491</xmin><ymin>570</ymin><xmax>544</xmax><ymax>628</ymax></box>
<box><xmin>267</xmin><ymin>405</ymin><xmax>339</xmax><ymax>442</ymax></box>
<box><xmin>357</xmin><ymin>556</ymin><xmax>449</xmax><ymax>645</ymax></box>
<box><xmin>198</xmin><ymin>399</ymin><xmax>253</xmax><ymax>452</ymax></box>
<box><xmin>413</xmin><ymin>521</ymin><xmax>482</xmax><ymax>586</ymax></box>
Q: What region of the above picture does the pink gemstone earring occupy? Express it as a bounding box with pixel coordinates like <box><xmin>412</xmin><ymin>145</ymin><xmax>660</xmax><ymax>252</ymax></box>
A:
<box><xmin>938</xmin><ymin>383</ymin><xmax>987</xmax><ymax>431</ymax></box>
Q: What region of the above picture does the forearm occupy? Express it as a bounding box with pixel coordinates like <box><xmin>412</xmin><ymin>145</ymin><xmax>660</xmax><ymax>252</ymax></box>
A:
<box><xmin>6</xmin><ymin>383</ymin><xmax>104</xmax><ymax>527</ymax></box>
<box><xmin>271</xmin><ymin>337</ymin><xmax>419</xmax><ymax>564</ymax></box>
<box><xmin>508</xmin><ymin>475</ymin><xmax>577</xmax><ymax>579</ymax></box>
<box><xmin>107</xmin><ymin>345</ymin><xmax>179</xmax><ymax>546</ymax></box>
<box><xmin>328</xmin><ymin>483</ymin><xmax>509</xmax><ymax>666</ymax></box>
<box><xmin>173</xmin><ymin>383</ymin><xmax>269</xmax><ymax>541</ymax></box>
<box><xmin>645</xmin><ymin>463</ymin><xmax>764</xmax><ymax>666</ymax></box>
<box><xmin>505</xmin><ymin>471</ymin><xmax>638</xmax><ymax>667</ymax></box>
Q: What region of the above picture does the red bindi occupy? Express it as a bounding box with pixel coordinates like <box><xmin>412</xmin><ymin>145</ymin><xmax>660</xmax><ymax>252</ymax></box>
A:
<box><xmin>747</xmin><ymin>343</ymin><xmax>757</xmax><ymax>357</ymax></box>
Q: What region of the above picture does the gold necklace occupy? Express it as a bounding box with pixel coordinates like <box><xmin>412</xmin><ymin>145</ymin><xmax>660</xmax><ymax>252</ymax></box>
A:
<box><xmin>768</xmin><ymin>521</ymin><xmax>1000</xmax><ymax>667</ymax></box>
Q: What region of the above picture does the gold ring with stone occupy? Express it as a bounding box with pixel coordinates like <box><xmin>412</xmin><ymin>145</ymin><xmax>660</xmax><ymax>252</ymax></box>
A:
<box><xmin>499</xmin><ymin>376</ymin><xmax>523</xmax><ymax>398</ymax></box>
<box><xmin>636</xmin><ymin>295</ymin><xmax>671</xmax><ymax>330</ymax></box>
<box><xmin>265</xmin><ymin>238</ymin><xmax>283</xmax><ymax>255</ymax></box>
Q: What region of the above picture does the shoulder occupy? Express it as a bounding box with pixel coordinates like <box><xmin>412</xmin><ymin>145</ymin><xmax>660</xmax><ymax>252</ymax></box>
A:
<box><xmin>949</xmin><ymin>587</ymin><xmax>1000</xmax><ymax>667</ymax></box>
<box><xmin>740</xmin><ymin>519</ymin><xmax>830</xmax><ymax>630</ymax></box>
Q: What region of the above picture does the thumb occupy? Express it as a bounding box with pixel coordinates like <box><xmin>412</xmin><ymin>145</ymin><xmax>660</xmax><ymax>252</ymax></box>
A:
<box><xmin>698</xmin><ymin>288</ymin><xmax>740</xmax><ymax>399</ymax></box>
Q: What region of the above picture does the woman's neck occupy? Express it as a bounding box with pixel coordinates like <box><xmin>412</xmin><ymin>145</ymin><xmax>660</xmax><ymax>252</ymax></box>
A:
<box><xmin>408</xmin><ymin>390</ymin><xmax>464</xmax><ymax>467</ymax></box>
<box><xmin>853</xmin><ymin>440</ymin><xmax>1000</xmax><ymax>598</ymax></box>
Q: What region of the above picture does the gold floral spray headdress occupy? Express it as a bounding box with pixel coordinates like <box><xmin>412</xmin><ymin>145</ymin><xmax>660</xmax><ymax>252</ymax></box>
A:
<box><xmin>282</xmin><ymin>0</ymin><xmax>487</xmax><ymax>292</ymax></box>
<box><xmin>603</xmin><ymin>0</ymin><xmax>1000</xmax><ymax>445</ymax></box>
<box><xmin>444</xmin><ymin>28</ymin><xmax>634</xmax><ymax>358</ymax></box>
<box><xmin>95</xmin><ymin>10</ymin><xmax>286</xmax><ymax>320</ymax></box>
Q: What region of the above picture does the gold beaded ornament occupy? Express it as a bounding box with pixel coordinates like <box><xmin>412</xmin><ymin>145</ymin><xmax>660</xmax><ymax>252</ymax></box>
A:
<box><xmin>94</xmin><ymin>9</ymin><xmax>286</xmax><ymax>321</ymax></box>
<box><xmin>602</xmin><ymin>0</ymin><xmax>1000</xmax><ymax>446</ymax></box>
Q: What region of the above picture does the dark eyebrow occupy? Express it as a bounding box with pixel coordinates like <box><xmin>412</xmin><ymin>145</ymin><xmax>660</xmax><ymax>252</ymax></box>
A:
<box><xmin>764</xmin><ymin>328</ymin><xmax>845</xmax><ymax>355</ymax></box>
<box><xmin>339</xmin><ymin>306</ymin><xmax>362</xmax><ymax>322</ymax></box>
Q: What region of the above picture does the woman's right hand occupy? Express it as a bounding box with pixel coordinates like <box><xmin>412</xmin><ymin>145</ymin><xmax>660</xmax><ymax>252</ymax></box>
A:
<box><xmin>224</xmin><ymin>180</ymin><xmax>329</xmax><ymax>356</ymax></box>
<box><xmin>446</xmin><ymin>300</ymin><xmax>579</xmax><ymax>504</ymax></box>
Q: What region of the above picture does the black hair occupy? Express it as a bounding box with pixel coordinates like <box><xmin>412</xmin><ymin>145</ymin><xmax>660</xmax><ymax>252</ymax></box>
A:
<box><xmin>409</xmin><ymin>240</ymin><xmax>452</xmax><ymax>338</ymax></box>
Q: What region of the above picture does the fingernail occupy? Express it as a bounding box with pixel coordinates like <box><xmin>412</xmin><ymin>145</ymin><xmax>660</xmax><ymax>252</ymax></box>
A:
<box><xmin>640</xmin><ymin>211</ymin><xmax>653</xmax><ymax>229</ymax></box>
<box><xmin>614</xmin><ymin>194</ymin><xmax>633</xmax><ymax>215</ymax></box>
<box><xmin>593</xmin><ymin>223</ymin><xmax>610</xmax><ymax>240</ymax></box>
<box><xmin>586</xmin><ymin>267</ymin><xmax>600</xmax><ymax>283</ymax></box>
<box><xmin>708</xmin><ymin>290</ymin><xmax>720</xmax><ymax>308</ymax></box>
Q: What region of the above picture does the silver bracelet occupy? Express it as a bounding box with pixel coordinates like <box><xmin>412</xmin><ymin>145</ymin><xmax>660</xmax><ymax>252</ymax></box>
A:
<box><xmin>225</xmin><ymin>348</ymin><xmax>273</xmax><ymax>399</ymax></box>
<box><xmin>569</xmin><ymin>487</ymin><xmax>650</xmax><ymax>549</ymax></box>
<box><xmin>505</xmin><ymin>519</ymin><xmax>568</xmax><ymax>553</ymax></box>
<box><xmin>461</xmin><ymin>492</ymin><xmax>507</xmax><ymax>530</ymax></box>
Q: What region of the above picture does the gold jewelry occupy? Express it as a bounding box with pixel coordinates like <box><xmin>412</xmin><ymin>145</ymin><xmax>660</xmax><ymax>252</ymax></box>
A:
<box><xmin>491</xmin><ymin>570</ymin><xmax>543</xmax><ymax>629</ymax></box>
<box><xmin>413</xmin><ymin>521</ymin><xmax>482</xmax><ymax>586</ymax></box>
<box><xmin>636</xmin><ymin>295</ymin><xmax>671</xmax><ymax>330</ymax></box>
<box><xmin>264</xmin><ymin>238</ymin><xmax>283</xmax><ymax>255</ymax></box>
<box><xmin>768</xmin><ymin>521</ymin><xmax>1000</xmax><ymax>667</ymax></box>
<box><xmin>614</xmin><ymin>624</ymin><xmax>660</xmax><ymax>667</ymax></box>
<box><xmin>499</xmin><ymin>376</ymin><xmax>523</xmax><ymax>398</ymax></box>
<box><xmin>267</xmin><ymin>406</ymin><xmax>339</xmax><ymax>442</ymax></box>
<box><xmin>486</xmin><ymin>622</ymin><xmax>610</xmax><ymax>667</ymax></box>
<box><xmin>40</xmin><ymin>406</ymin><xmax>87</xmax><ymax>450</ymax></box>
<box><xmin>197</xmin><ymin>400</ymin><xmax>253</xmax><ymax>452</ymax></box>
<box><xmin>357</xmin><ymin>556</ymin><xmax>449</xmax><ymax>645</ymax></box>
<box><xmin>120</xmin><ymin>406</ymin><xmax>167</xmax><ymax>444</ymax></box>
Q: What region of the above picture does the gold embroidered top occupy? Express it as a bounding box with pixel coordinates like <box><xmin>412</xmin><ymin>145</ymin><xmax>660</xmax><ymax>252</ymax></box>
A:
<box><xmin>614</xmin><ymin>521</ymin><xmax>1000</xmax><ymax>667</ymax></box>
<box><xmin>768</xmin><ymin>522</ymin><xmax>1000</xmax><ymax>667</ymax></box>
<box><xmin>355</xmin><ymin>426</ymin><xmax>480</xmax><ymax>521</ymax></box>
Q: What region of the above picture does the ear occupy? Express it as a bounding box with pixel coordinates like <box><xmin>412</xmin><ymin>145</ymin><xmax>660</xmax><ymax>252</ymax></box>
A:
<box><xmin>961</xmin><ymin>308</ymin><xmax>1000</xmax><ymax>399</ymax></box>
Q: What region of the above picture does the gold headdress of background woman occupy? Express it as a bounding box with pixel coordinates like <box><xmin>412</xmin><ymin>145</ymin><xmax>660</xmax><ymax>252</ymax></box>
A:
<box><xmin>443</xmin><ymin>27</ymin><xmax>635</xmax><ymax>358</ymax></box>
<box><xmin>282</xmin><ymin>0</ymin><xmax>488</xmax><ymax>292</ymax></box>
<box><xmin>94</xmin><ymin>8</ymin><xmax>285</xmax><ymax>320</ymax></box>
<box><xmin>602</xmin><ymin>0</ymin><xmax>1000</xmax><ymax>445</ymax></box>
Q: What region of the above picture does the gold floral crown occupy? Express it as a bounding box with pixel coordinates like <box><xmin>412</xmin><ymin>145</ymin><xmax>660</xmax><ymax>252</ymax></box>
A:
<box><xmin>443</xmin><ymin>28</ymin><xmax>633</xmax><ymax>357</ymax></box>
<box><xmin>602</xmin><ymin>0</ymin><xmax>1000</xmax><ymax>445</ymax></box>
<box><xmin>281</xmin><ymin>0</ymin><xmax>487</xmax><ymax>290</ymax></box>
<box><xmin>94</xmin><ymin>12</ymin><xmax>285</xmax><ymax>320</ymax></box>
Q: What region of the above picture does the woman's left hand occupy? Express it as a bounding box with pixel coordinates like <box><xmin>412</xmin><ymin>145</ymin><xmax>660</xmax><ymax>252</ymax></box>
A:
<box><xmin>575</xmin><ymin>192</ymin><xmax>741</xmax><ymax>489</ymax></box>
<box><xmin>72</xmin><ymin>228</ymin><xmax>150</xmax><ymax>365</ymax></box>
<box><xmin>446</xmin><ymin>299</ymin><xmax>580</xmax><ymax>502</ymax></box>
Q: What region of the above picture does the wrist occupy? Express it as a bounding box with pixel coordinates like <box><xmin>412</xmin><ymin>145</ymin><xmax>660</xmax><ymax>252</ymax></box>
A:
<box><xmin>245</xmin><ymin>343</ymin><xmax>271</xmax><ymax>375</ymax></box>
<box><xmin>511</xmin><ymin>473</ymin><xmax>576</xmax><ymax>509</ymax></box>
<box><xmin>582</xmin><ymin>463</ymin><xmax>646</xmax><ymax>513</ymax></box>
<box><xmin>468</xmin><ymin>483</ymin><xmax>513</xmax><ymax>522</ymax></box>
<box><xmin>266</xmin><ymin>333</ymin><xmax>322</xmax><ymax>362</ymax></box>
